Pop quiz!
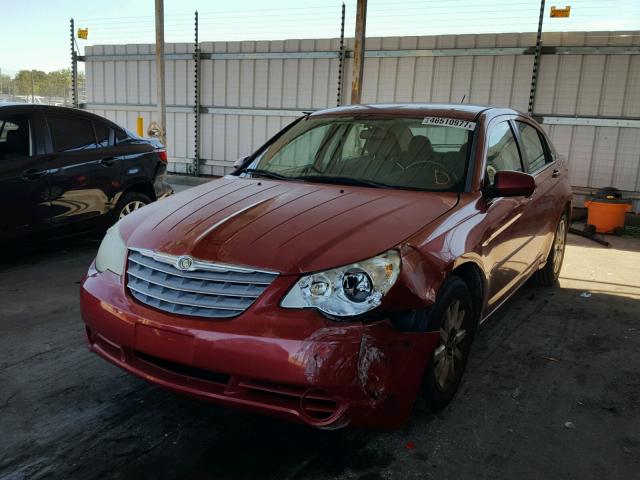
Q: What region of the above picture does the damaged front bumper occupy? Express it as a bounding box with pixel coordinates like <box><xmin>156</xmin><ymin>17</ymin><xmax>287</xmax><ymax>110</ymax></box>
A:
<box><xmin>80</xmin><ymin>268</ymin><xmax>439</xmax><ymax>429</ymax></box>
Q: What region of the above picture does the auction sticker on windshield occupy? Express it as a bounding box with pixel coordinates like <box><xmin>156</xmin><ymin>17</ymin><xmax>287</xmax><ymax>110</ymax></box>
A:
<box><xmin>422</xmin><ymin>117</ymin><xmax>477</xmax><ymax>131</ymax></box>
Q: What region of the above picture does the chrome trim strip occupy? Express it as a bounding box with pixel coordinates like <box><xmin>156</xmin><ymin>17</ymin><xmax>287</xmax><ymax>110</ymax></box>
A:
<box><xmin>127</xmin><ymin>255</ymin><xmax>274</xmax><ymax>285</ymax></box>
<box><xmin>129</xmin><ymin>247</ymin><xmax>278</xmax><ymax>276</ymax></box>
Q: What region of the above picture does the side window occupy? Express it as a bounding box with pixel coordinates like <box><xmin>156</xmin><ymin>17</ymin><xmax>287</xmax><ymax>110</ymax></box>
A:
<box><xmin>0</xmin><ymin>115</ymin><xmax>32</xmax><ymax>160</ymax></box>
<box><xmin>516</xmin><ymin>122</ymin><xmax>548</xmax><ymax>172</ymax></box>
<box><xmin>486</xmin><ymin>121</ymin><xmax>523</xmax><ymax>185</ymax></box>
<box><xmin>115</xmin><ymin>128</ymin><xmax>128</xmax><ymax>144</ymax></box>
<box><xmin>94</xmin><ymin>121</ymin><xmax>111</xmax><ymax>148</ymax></box>
<box><xmin>47</xmin><ymin>113</ymin><xmax>96</xmax><ymax>152</ymax></box>
<box><xmin>264</xmin><ymin>124</ymin><xmax>333</xmax><ymax>171</ymax></box>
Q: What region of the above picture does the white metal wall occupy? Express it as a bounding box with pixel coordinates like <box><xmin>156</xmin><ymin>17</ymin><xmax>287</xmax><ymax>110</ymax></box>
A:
<box><xmin>83</xmin><ymin>31</ymin><xmax>640</xmax><ymax>194</ymax></box>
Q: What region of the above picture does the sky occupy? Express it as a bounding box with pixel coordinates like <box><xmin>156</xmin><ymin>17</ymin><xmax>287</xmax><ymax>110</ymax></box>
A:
<box><xmin>1</xmin><ymin>0</ymin><xmax>638</xmax><ymax>73</ymax></box>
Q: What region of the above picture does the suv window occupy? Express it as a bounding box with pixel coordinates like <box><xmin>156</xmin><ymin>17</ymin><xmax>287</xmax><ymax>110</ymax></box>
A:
<box><xmin>94</xmin><ymin>121</ymin><xmax>111</xmax><ymax>148</ymax></box>
<box><xmin>486</xmin><ymin>121</ymin><xmax>523</xmax><ymax>185</ymax></box>
<box><xmin>47</xmin><ymin>113</ymin><xmax>96</xmax><ymax>152</ymax></box>
<box><xmin>516</xmin><ymin>122</ymin><xmax>548</xmax><ymax>172</ymax></box>
<box><xmin>0</xmin><ymin>115</ymin><xmax>32</xmax><ymax>160</ymax></box>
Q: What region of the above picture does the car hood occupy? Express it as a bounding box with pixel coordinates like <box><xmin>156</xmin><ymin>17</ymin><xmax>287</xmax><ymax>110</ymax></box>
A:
<box><xmin>121</xmin><ymin>176</ymin><xmax>458</xmax><ymax>274</ymax></box>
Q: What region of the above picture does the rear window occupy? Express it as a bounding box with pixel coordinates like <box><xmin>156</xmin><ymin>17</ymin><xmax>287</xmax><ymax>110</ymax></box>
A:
<box><xmin>47</xmin><ymin>114</ymin><xmax>96</xmax><ymax>152</ymax></box>
<box><xmin>0</xmin><ymin>115</ymin><xmax>32</xmax><ymax>160</ymax></box>
<box><xmin>94</xmin><ymin>121</ymin><xmax>111</xmax><ymax>148</ymax></box>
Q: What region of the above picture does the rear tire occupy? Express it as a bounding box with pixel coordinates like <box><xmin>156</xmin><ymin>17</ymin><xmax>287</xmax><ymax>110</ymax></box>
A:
<box><xmin>112</xmin><ymin>192</ymin><xmax>151</xmax><ymax>224</ymax></box>
<box><xmin>422</xmin><ymin>276</ymin><xmax>475</xmax><ymax>410</ymax></box>
<box><xmin>536</xmin><ymin>212</ymin><xmax>567</xmax><ymax>286</ymax></box>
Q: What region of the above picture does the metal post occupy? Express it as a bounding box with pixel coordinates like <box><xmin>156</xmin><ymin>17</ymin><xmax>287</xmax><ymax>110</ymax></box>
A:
<box><xmin>350</xmin><ymin>0</ymin><xmax>367</xmax><ymax>104</ymax></box>
<box><xmin>336</xmin><ymin>3</ymin><xmax>346</xmax><ymax>106</ymax></box>
<box><xmin>193</xmin><ymin>10</ymin><xmax>200</xmax><ymax>176</ymax></box>
<box><xmin>155</xmin><ymin>0</ymin><xmax>167</xmax><ymax>148</ymax></box>
<box><xmin>528</xmin><ymin>0</ymin><xmax>545</xmax><ymax>114</ymax></box>
<box><xmin>30</xmin><ymin>70</ymin><xmax>35</xmax><ymax>103</ymax></box>
<box><xmin>70</xmin><ymin>18</ymin><xmax>78</xmax><ymax>108</ymax></box>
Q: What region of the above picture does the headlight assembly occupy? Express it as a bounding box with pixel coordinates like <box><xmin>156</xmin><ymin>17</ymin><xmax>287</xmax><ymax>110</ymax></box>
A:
<box><xmin>280</xmin><ymin>250</ymin><xmax>400</xmax><ymax>318</ymax></box>
<box><xmin>95</xmin><ymin>223</ymin><xmax>128</xmax><ymax>276</ymax></box>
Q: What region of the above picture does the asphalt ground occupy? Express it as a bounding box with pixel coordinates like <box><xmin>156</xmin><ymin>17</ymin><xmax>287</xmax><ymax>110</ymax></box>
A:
<box><xmin>1</xmin><ymin>186</ymin><xmax>639</xmax><ymax>480</ymax></box>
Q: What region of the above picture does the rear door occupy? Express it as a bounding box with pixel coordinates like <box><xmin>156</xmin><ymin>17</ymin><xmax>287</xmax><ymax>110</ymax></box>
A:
<box><xmin>0</xmin><ymin>110</ymin><xmax>50</xmax><ymax>240</ymax></box>
<box><xmin>43</xmin><ymin>111</ymin><xmax>119</xmax><ymax>228</ymax></box>
<box><xmin>514</xmin><ymin>119</ymin><xmax>559</xmax><ymax>258</ymax></box>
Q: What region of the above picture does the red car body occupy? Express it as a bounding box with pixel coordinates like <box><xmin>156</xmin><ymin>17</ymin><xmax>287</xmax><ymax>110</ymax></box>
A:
<box><xmin>81</xmin><ymin>104</ymin><xmax>572</xmax><ymax>429</ymax></box>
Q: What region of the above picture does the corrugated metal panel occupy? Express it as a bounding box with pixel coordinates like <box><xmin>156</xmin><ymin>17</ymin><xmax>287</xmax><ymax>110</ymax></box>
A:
<box><xmin>84</xmin><ymin>31</ymin><xmax>640</xmax><ymax>191</ymax></box>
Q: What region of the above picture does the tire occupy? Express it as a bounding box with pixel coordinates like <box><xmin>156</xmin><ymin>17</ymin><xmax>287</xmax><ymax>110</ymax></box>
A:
<box><xmin>422</xmin><ymin>276</ymin><xmax>475</xmax><ymax>410</ymax></box>
<box><xmin>614</xmin><ymin>226</ymin><xmax>625</xmax><ymax>236</ymax></box>
<box><xmin>536</xmin><ymin>212</ymin><xmax>568</xmax><ymax>286</ymax></box>
<box><xmin>112</xmin><ymin>192</ymin><xmax>151</xmax><ymax>223</ymax></box>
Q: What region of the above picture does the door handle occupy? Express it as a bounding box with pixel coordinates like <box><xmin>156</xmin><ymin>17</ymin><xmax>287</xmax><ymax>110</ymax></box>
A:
<box><xmin>21</xmin><ymin>169</ymin><xmax>47</xmax><ymax>181</ymax></box>
<box><xmin>552</xmin><ymin>169</ymin><xmax>561</xmax><ymax>178</ymax></box>
<box><xmin>100</xmin><ymin>157</ymin><xmax>116</xmax><ymax>167</ymax></box>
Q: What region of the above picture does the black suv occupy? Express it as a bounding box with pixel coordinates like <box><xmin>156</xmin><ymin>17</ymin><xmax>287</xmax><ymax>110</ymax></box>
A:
<box><xmin>0</xmin><ymin>104</ymin><xmax>172</xmax><ymax>242</ymax></box>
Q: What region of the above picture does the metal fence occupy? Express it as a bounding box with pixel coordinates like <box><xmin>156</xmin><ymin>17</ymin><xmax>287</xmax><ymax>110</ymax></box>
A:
<box><xmin>73</xmin><ymin>1</ymin><xmax>640</xmax><ymax>202</ymax></box>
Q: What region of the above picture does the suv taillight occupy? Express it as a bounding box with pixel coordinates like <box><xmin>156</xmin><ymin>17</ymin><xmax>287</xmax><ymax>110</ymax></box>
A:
<box><xmin>156</xmin><ymin>149</ymin><xmax>168</xmax><ymax>163</ymax></box>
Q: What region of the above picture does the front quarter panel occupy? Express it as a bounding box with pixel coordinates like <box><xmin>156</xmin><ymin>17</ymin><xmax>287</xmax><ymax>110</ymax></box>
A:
<box><xmin>384</xmin><ymin>193</ymin><xmax>488</xmax><ymax>312</ymax></box>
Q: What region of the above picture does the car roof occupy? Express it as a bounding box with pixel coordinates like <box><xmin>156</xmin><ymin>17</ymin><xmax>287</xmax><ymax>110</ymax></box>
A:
<box><xmin>0</xmin><ymin>103</ymin><xmax>80</xmax><ymax>114</ymax></box>
<box><xmin>310</xmin><ymin>103</ymin><xmax>521</xmax><ymax>121</ymax></box>
<box><xmin>0</xmin><ymin>103</ymin><xmax>126</xmax><ymax>129</ymax></box>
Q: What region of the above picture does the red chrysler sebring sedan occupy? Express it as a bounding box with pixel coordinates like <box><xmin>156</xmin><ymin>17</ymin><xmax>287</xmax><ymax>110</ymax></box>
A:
<box><xmin>81</xmin><ymin>104</ymin><xmax>571</xmax><ymax>429</ymax></box>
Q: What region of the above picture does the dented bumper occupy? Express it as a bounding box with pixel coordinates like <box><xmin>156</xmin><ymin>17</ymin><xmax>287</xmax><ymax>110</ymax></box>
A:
<box><xmin>80</xmin><ymin>267</ymin><xmax>439</xmax><ymax>429</ymax></box>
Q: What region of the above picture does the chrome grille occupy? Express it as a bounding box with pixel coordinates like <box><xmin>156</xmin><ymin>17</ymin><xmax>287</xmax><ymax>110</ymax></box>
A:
<box><xmin>126</xmin><ymin>248</ymin><xmax>278</xmax><ymax>318</ymax></box>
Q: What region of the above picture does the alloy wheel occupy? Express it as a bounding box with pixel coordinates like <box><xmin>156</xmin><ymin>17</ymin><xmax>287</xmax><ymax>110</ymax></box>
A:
<box><xmin>433</xmin><ymin>299</ymin><xmax>467</xmax><ymax>391</ymax></box>
<box><xmin>553</xmin><ymin>217</ymin><xmax>566</xmax><ymax>275</ymax></box>
<box><xmin>119</xmin><ymin>200</ymin><xmax>147</xmax><ymax>219</ymax></box>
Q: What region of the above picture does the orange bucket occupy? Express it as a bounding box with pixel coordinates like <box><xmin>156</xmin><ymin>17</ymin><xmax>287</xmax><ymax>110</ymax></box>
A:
<box><xmin>584</xmin><ymin>199</ymin><xmax>631</xmax><ymax>234</ymax></box>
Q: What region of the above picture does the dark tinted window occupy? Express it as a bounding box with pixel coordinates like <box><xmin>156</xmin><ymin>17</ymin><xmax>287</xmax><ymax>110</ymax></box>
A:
<box><xmin>486</xmin><ymin>121</ymin><xmax>523</xmax><ymax>185</ymax></box>
<box><xmin>94</xmin><ymin>121</ymin><xmax>111</xmax><ymax>148</ymax></box>
<box><xmin>516</xmin><ymin>122</ymin><xmax>548</xmax><ymax>172</ymax></box>
<box><xmin>47</xmin><ymin>113</ymin><xmax>96</xmax><ymax>152</ymax></box>
<box><xmin>115</xmin><ymin>128</ymin><xmax>128</xmax><ymax>143</ymax></box>
<box><xmin>0</xmin><ymin>115</ymin><xmax>32</xmax><ymax>161</ymax></box>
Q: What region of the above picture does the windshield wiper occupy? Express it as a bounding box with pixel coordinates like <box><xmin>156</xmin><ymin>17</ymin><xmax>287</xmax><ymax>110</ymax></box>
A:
<box><xmin>241</xmin><ymin>168</ymin><xmax>291</xmax><ymax>180</ymax></box>
<box><xmin>294</xmin><ymin>175</ymin><xmax>393</xmax><ymax>189</ymax></box>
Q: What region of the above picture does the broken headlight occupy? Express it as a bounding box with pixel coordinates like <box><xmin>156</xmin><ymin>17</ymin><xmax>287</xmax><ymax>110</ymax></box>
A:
<box><xmin>280</xmin><ymin>250</ymin><xmax>401</xmax><ymax>318</ymax></box>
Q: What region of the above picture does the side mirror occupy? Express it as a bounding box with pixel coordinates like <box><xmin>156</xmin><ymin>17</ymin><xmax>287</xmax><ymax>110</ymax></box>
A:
<box><xmin>492</xmin><ymin>171</ymin><xmax>535</xmax><ymax>197</ymax></box>
<box><xmin>234</xmin><ymin>155</ymin><xmax>250</xmax><ymax>169</ymax></box>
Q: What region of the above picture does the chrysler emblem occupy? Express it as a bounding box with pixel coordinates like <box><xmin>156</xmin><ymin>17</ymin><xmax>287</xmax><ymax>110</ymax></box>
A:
<box><xmin>175</xmin><ymin>255</ymin><xmax>195</xmax><ymax>271</ymax></box>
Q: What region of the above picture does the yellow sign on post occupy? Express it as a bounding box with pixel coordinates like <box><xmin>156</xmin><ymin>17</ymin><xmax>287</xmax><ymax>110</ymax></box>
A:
<box><xmin>77</xmin><ymin>28</ymin><xmax>89</xmax><ymax>39</ymax></box>
<box><xmin>550</xmin><ymin>6</ymin><xmax>571</xmax><ymax>18</ymax></box>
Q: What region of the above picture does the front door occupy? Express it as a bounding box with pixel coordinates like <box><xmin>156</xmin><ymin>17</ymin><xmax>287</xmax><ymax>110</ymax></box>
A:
<box><xmin>0</xmin><ymin>112</ymin><xmax>50</xmax><ymax>241</ymax></box>
<box><xmin>479</xmin><ymin>119</ymin><xmax>540</xmax><ymax>311</ymax></box>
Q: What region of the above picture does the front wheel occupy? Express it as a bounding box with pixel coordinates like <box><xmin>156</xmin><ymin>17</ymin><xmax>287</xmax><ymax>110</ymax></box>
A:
<box><xmin>422</xmin><ymin>276</ymin><xmax>475</xmax><ymax>410</ymax></box>
<box><xmin>536</xmin><ymin>212</ymin><xmax>567</xmax><ymax>286</ymax></box>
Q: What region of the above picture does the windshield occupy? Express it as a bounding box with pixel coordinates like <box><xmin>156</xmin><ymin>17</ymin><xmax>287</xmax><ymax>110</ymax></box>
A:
<box><xmin>241</xmin><ymin>117</ymin><xmax>474</xmax><ymax>191</ymax></box>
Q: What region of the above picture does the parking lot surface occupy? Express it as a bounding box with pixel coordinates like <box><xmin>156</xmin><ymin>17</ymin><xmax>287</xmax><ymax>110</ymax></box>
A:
<box><xmin>1</xmin><ymin>208</ymin><xmax>639</xmax><ymax>479</ymax></box>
